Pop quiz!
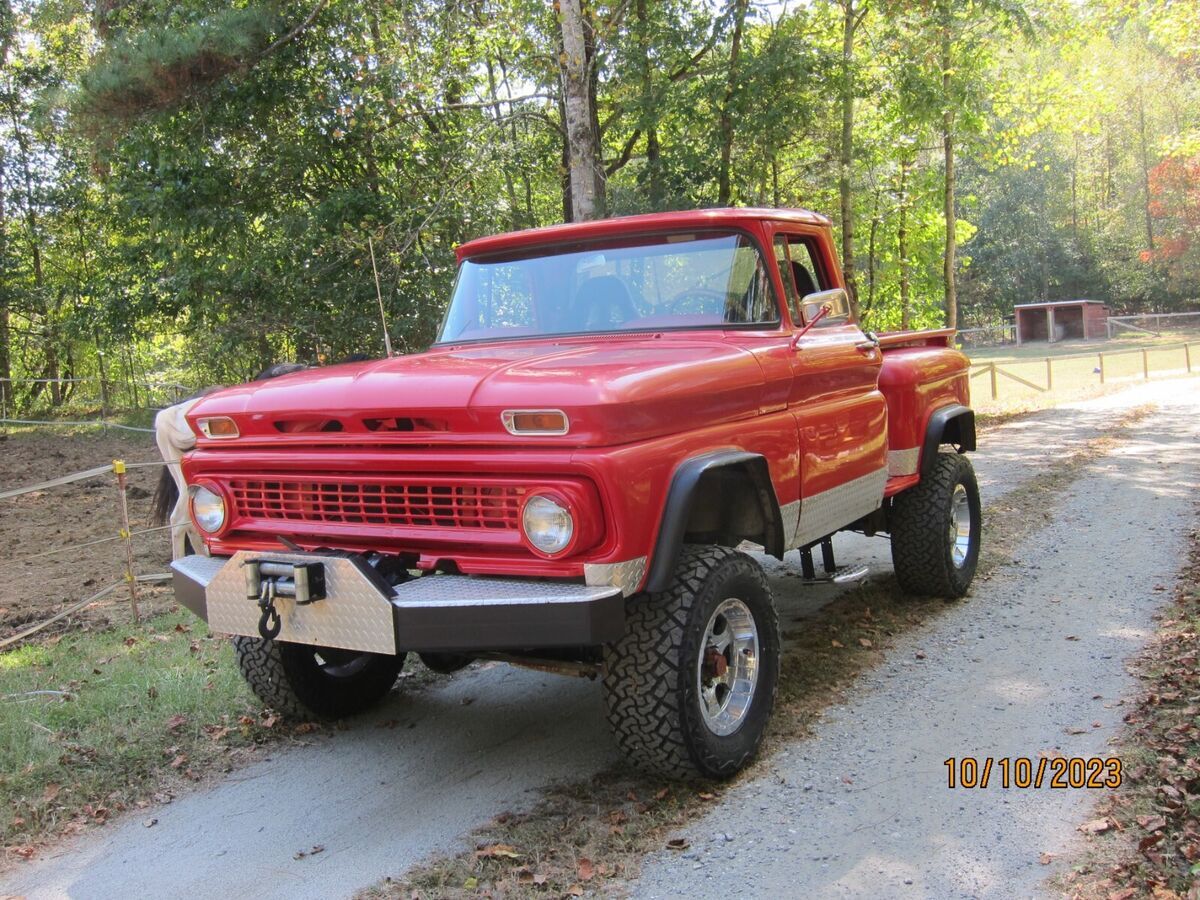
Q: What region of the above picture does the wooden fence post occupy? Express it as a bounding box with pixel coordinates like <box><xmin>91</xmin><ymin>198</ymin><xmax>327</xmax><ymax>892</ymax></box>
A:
<box><xmin>1099</xmin><ymin>353</ymin><xmax>1105</xmax><ymax>384</ymax></box>
<box><xmin>1187</xmin><ymin>343</ymin><xmax>1193</xmax><ymax>374</ymax></box>
<box><xmin>989</xmin><ymin>363</ymin><xmax>998</xmax><ymax>400</ymax></box>
<box><xmin>1045</xmin><ymin>357</ymin><xmax>1053</xmax><ymax>391</ymax></box>
<box><xmin>1143</xmin><ymin>349</ymin><xmax>1150</xmax><ymax>380</ymax></box>
<box><xmin>113</xmin><ymin>459</ymin><xmax>141</xmax><ymax>622</ymax></box>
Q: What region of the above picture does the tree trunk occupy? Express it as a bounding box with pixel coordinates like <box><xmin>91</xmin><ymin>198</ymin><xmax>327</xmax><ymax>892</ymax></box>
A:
<box><xmin>557</xmin><ymin>0</ymin><xmax>604</xmax><ymax>221</ymax></box>
<box><xmin>717</xmin><ymin>0</ymin><xmax>749</xmax><ymax>206</ymax></box>
<box><xmin>940</xmin><ymin>0</ymin><xmax>958</xmax><ymax>330</ymax></box>
<box><xmin>485</xmin><ymin>56</ymin><xmax>521</xmax><ymax>231</ymax></box>
<box><xmin>898</xmin><ymin>159</ymin><xmax>911</xmax><ymax>330</ymax></box>
<box><xmin>0</xmin><ymin>6</ymin><xmax>10</xmax><ymax>413</ymax></box>
<box><xmin>865</xmin><ymin>189</ymin><xmax>880</xmax><ymax>323</ymax></box>
<box><xmin>838</xmin><ymin>0</ymin><xmax>864</xmax><ymax>321</ymax></box>
<box><xmin>1136</xmin><ymin>86</ymin><xmax>1155</xmax><ymax>251</ymax></box>
<box><xmin>636</xmin><ymin>0</ymin><xmax>663</xmax><ymax>209</ymax></box>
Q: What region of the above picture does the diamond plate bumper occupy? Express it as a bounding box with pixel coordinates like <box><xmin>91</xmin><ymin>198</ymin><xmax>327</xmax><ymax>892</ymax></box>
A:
<box><xmin>170</xmin><ymin>552</ymin><xmax>625</xmax><ymax>654</ymax></box>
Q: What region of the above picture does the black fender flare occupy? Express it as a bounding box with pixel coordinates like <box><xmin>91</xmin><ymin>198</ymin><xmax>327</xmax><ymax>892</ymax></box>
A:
<box><xmin>921</xmin><ymin>404</ymin><xmax>976</xmax><ymax>476</ymax></box>
<box><xmin>643</xmin><ymin>450</ymin><xmax>785</xmax><ymax>594</ymax></box>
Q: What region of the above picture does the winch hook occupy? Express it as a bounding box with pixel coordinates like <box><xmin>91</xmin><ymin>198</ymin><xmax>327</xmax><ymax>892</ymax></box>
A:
<box><xmin>257</xmin><ymin>581</ymin><xmax>282</xmax><ymax>641</ymax></box>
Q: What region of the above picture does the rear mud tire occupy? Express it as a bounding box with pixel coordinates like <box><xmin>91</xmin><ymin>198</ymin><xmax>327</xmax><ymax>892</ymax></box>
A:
<box><xmin>602</xmin><ymin>545</ymin><xmax>780</xmax><ymax>780</ymax></box>
<box><xmin>889</xmin><ymin>451</ymin><xmax>981</xmax><ymax>598</ymax></box>
<box><xmin>233</xmin><ymin>637</ymin><xmax>405</xmax><ymax>720</ymax></box>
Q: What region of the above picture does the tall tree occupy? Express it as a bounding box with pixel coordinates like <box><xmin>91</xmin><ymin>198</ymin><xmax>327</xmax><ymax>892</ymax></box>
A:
<box><xmin>837</xmin><ymin>0</ymin><xmax>869</xmax><ymax>320</ymax></box>
<box><xmin>557</xmin><ymin>0</ymin><xmax>604</xmax><ymax>220</ymax></box>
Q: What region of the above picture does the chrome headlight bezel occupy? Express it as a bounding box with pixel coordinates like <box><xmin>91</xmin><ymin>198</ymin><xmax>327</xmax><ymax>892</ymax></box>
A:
<box><xmin>189</xmin><ymin>483</ymin><xmax>227</xmax><ymax>534</ymax></box>
<box><xmin>520</xmin><ymin>493</ymin><xmax>576</xmax><ymax>556</ymax></box>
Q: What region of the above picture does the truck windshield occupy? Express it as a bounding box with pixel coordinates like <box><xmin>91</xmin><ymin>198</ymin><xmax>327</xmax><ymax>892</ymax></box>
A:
<box><xmin>436</xmin><ymin>232</ymin><xmax>779</xmax><ymax>344</ymax></box>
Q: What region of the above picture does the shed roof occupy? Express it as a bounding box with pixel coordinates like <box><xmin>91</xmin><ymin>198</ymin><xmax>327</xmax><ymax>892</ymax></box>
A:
<box><xmin>1013</xmin><ymin>300</ymin><xmax>1107</xmax><ymax>310</ymax></box>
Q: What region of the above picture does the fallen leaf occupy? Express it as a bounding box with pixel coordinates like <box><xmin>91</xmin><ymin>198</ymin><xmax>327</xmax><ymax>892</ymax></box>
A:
<box><xmin>165</xmin><ymin>714</ymin><xmax>188</xmax><ymax>732</ymax></box>
<box><xmin>42</xmin><ymin>783</ymin><xmax>60</xmax><ymax>803</ymax></box>
<box><xmin>1136</xmin><ymin>815</ymin><xmax>1167</xmax><ymax>832</ymax></box>
<box><xmin>294</xmin><ymin>722</ymin><xmax>318</xmax><ymax>734</ymax></box>
<box><xmin>261</xmin><ymin>714</ymin><xmax>279</xmax><ymax>729</ymax></box>
<box><xmin>915</xmin><ymin>651</ymin><xmax>926</xmax><ymax>660</ymax></box>
<box><xmin>1108</xmin><ymin>889</ymin><xmax>1137</xmax><ymax>900</ymax></box>
<box><xmin>1079</xmin><ymin>818</ymin><xmax>1113</xmax><ymax>834</ymax></box>
<box><xmin>12</xmin><ymin>845</ymin><xmax>34</xmax><ymax>860</ymax></box>
<box><xmin>578</xmin><ymin>858</ymin><xmax>595</xmax><ymax>881</ymax></box>
<box><xmin>697</xmin><ymin>792</ymin><xmax>716</xmax><ymax>801</ymax></box>
<box><xmin>566</xmin><ymin>885</ymin><xmax>584</xmax><ymax>897</ymax></box>
<box><xmin>654</xmin><ymin>787</ymin><xmax>669</xmax><ymax>801</ymax></box>
<box><xmin>858</xmin><ymin>638</ymin><xmax>873</xmax><ymax>648</ymax></box>
<box><xmin>831</xmin><ymin>640</ymin><xmax>844</xmax><ymax>648</ymax></box>
<box><xmin>1064</xmin><ymin>726</ymin><xmax>1088</xmax><ymax>735</ymax></box>
<box><xmin>666</xmin><ymin>837</ymin><xmax>689</xmax><ymax>851</ymax></box>
<box><xmin>1039</xmin><ymin>852</ymin><xmax>1054</xmax><ymax>865</ymax></box>
<box><xmin>474</xmin><ymin>843</ymin><xmax>521</xmax><ymax>859</ymax></box>
<box><xmin>169</xmin><ymin>754</ymin><xmax>188</xmax><ymax>769</ymax></box>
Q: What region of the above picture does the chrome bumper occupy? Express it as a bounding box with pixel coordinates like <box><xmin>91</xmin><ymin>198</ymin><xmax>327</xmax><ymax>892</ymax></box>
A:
<box><xmin>170</xmin><ymin>552</ymin><xmax>625</xmax><ymax>654</ymax></box>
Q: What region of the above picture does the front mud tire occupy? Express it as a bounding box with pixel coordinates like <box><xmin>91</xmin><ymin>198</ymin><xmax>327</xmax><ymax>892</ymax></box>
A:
<box><xmin>890</xmin><ymin>451</ymin><xmax>981</xmax><ymax>598</ymax></box>
<box><xmin>602</xmin><ymin>545</ymin><xmax>780</xmax><ymax>780</ymax></box>
<box><xmin>233</xmin><ymin>637</ymin><xmax>405</xmax><ymax>720</ymax></box>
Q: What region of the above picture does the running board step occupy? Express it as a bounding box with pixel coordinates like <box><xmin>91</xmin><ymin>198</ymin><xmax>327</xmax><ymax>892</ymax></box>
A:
<box><xmin>796</xmin><ymin>564</ymin><xmax>869</xmax><ymax>585</ymax></box>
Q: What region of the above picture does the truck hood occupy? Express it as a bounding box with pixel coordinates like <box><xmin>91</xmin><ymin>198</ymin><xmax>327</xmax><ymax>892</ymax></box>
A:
<box><xmin>186</xmin><ymin>336</ymin><xmax>769</xmax><ymax>448</ymax></box>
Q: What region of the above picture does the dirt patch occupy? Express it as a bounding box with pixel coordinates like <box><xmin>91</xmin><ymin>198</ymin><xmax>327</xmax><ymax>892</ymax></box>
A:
<box><xmin>0</xmin><ymin>428</ymin><xmax>175</xmax><ymax>643</ymax></box>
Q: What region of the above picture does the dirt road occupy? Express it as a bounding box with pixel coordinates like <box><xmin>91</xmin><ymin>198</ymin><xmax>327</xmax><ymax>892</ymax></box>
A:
<box><xmin>3</xmin><ymin>379</ymin><xmax>1196</xmax><ymax>899</ymax></box>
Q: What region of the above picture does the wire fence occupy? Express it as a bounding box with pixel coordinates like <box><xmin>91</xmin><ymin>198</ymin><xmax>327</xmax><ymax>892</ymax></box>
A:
<box><xmin>969</xmin><ymin>340</ymin><xmax>1198</xmax><ymax>401</ymax></box>
<box><xmin>0</xmin><ymin>456</ymin><xmax>174</xmax><ymax>649</ymax></box>
<box><xmin>1106</xmin><ymin>311</ymin><xmax>1200</xmax><ymax>339</ymax></box>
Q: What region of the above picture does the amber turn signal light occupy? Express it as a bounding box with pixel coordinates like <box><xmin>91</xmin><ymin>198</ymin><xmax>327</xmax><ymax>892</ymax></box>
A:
<box><xmin>197</xmin><ymin>416</ymin><xmax>240</xmax><ymax>439</ymax></box>
<box><xmin>501</xmin><ymin>409</ymin><xmax>569</xmax><ymax>436</ymax></box>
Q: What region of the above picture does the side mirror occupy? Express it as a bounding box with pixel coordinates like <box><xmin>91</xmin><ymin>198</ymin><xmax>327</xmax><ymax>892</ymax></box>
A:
<box><xmin>800</xmin><ymin>288</ymin><xmax>849</xmax><ymax>324</ymax></box>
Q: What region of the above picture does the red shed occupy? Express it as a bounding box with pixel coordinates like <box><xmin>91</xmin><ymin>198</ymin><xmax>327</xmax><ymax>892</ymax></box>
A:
<box><xmin>1014</xmin><ymin>300</ymin><xmax>1109</xmax><ymax>345</ymax></box>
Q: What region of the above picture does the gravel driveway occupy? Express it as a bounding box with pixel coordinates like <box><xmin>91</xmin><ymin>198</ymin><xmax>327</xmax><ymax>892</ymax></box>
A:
<box><xmin>633</xmin><ymin>380</ymin><xmax>1200</xmax><ymax>899</ymax></box>
<box><xmin>2</xmin><ymin>379</ymin><xmax>1196</xmax><ymax>900</ymax></box>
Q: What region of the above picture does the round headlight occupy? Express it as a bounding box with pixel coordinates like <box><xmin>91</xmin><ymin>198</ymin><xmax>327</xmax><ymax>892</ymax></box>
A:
<box><xmin>190</xmin><ymin>485</ymin><xmax>226</xmax><ymax>534</ymax></box>
<box><xmin>522</xmin><ymin>494</ymin><xmax>574</xmax><ymax>555</ymax></box>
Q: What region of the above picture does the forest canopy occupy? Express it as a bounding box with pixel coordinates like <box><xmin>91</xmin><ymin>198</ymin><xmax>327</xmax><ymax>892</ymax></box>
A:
<box><xmin>0</xmin><ymin>0</ymin><xmax>1197</xmax><ymax>408</ymax></box>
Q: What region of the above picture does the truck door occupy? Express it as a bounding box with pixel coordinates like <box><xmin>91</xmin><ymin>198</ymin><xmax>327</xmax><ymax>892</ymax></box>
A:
<box><xmin>775</xmin><ymin>231</ymin><xmax>888</xmax><ymax>548</ymax></box>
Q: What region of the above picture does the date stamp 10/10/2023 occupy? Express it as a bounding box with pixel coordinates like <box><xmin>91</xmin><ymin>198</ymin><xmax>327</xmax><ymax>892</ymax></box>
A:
<box><xmin>944</xmin><ymin>757</ymin><xmax>1123</xmax><ymax>789</ymax></box>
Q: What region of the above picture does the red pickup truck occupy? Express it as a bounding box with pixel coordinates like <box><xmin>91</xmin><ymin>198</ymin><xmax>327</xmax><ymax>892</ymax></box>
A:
<box><xmin>170</xmin><ymin>208</ymin><xmax>978</xmax><ymax>779</ymax></box>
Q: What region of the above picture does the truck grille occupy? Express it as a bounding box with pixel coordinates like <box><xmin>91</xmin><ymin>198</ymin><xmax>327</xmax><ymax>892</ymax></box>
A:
<box><xmin>229</xmin><ymin>477</ymin><xmax>523</xmax><ymax>530</ymax></box>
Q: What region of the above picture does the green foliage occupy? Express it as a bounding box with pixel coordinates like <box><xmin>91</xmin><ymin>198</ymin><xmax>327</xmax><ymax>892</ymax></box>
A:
<box><xmin>0</xmin><ymin>0</ymin><xmax>1197</xmax><ymax>409</ymax></box>
<box><xmin>78</xmin><ymin>5</ymin><xmax>281</xmax><ymax>124</ymax></box>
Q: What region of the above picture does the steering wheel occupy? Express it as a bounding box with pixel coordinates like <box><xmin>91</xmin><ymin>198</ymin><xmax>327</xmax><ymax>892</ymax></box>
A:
<box><xmin>664</xmin><ymin>288</ymin><xmax>727</xmax><ymax>317</ymax></box>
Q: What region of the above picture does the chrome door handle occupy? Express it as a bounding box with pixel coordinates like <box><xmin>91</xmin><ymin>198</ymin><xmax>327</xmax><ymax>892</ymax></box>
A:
<box><xmin>855</xmin><ymin>340</ymin><xmax>879</xmax><ymax>352</ymax></box>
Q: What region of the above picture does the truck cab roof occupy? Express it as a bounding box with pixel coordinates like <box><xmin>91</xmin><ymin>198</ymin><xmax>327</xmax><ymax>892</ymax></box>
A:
<box><xmin>455</xmin><ymin>208</ymin><xmax>833</xmax><ymax>261</ymax></box>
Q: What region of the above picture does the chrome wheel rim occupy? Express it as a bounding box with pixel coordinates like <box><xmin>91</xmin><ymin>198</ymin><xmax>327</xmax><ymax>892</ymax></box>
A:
<box><xmin>696</xmin><ymin>598</ymin><xmax>760</xmax><ymax>736</ymax></box>
<box><xmin>950</xmin><ymin>483</ymin><xmax>972</xmax><ymax>568</ymax></box>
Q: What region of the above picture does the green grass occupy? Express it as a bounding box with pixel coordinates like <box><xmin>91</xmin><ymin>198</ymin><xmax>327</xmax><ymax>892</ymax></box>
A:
<box><xmin>0</xmin><ymin>609</ymin><xmax>276</xmax><ymax>850</ymax></box>
<box><xmin>965</xmin><ymin>330</ymin><xmax>1200</xmax><ymax>364</ymax></box>
<box><xmin>962</xmin><ymin>336</ymin><xmax>1199</xmax><ymax>416</ymax></box>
